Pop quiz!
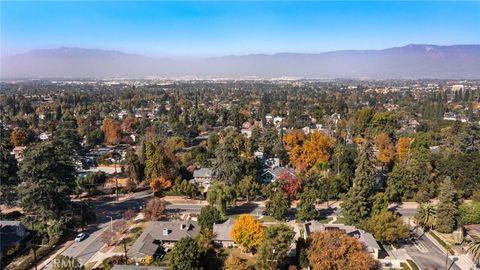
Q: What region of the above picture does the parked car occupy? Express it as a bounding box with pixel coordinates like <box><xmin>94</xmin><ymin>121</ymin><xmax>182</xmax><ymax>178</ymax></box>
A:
<box><xmin>75</xmin><ymin>233</ymin><xmax>87</xmax><ymax>242</ymax></box>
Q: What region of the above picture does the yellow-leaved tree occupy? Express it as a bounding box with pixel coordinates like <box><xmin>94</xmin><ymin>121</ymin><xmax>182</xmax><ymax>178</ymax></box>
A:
<box><xmin>150</xmin><ymin>176</ymin><xmax>172</xmax><ymax>193</ymax></box>
<box><xmin>230</xmin><ymin>214</ymin><xmax>264</xmax><ymax>253</ymax></box>
<box><xmin>396</xmin><ymin>137</ymin><xmax>413</xmax><ymax>163</ymax></box>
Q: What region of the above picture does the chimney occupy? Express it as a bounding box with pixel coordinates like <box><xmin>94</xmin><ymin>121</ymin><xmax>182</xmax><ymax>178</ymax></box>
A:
<box><xmin>180</xmin><ymin>224</ymin><xmax>186</xmax><ymax>230</ymax></box>
<box><xmin>163</xmin><ymin>228</ymin><xmax>169</xmax><ymax>236</ymax></box>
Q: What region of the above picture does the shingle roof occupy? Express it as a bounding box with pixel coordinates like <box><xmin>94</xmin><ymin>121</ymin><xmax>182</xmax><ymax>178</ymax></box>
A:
<box><xmin>303</xmin><ymin>221</ymin><xmax>380</xmax><ymax>251</ymax></box>
<box><xmin>213</xmin><ymin>218</ymin><xmax>236</xmax><ymax>241</ymax></box>
<box><xmin>128</xmin><ymin>220</ymin><xmax>200</xmax><ymax>258</ymax></box>
<box><xmin>193</xmin><ymin>168</ymin><xmax>213</xmax><ymax>178</ymax></box>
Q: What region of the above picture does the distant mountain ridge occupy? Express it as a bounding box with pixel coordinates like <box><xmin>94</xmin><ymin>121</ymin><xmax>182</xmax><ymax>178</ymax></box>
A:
<box><xmin>2</xmin><ymin>44</ymin><xmax>480</xmax><ymax>79</ymax></box>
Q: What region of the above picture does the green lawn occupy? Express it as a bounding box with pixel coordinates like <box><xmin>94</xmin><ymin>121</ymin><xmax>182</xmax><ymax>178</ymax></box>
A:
<box><xmin>260</xmin><ymin>215</ymin><xmax>278</xmax><ymax>222</ymax></box>
<box><xmin>333</xmin><ymin>217</ymin><xmax>347</xmax><ymax>224</ymax></box>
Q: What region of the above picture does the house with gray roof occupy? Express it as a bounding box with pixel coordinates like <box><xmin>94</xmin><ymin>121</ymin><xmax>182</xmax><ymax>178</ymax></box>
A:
<box><xmin>0</xmin><ymin>221</ymin><xmax>30</xmax><ymax>259</ymax></box>
<box><xmin>258</xmin><ymin>166</ymin><xmax>296</xmax><ymax>184</ymax></box>
<box><xmin>128</xmin><ymin>220</ymin><xmax>200</xmax><ymax>259</ymax></box>
<box><xmin>192</xmin><ymin>168</ymin><xmax>213</xmax><ymax>191</ymax></box>
<box><xmin>212</xmin><ymin>218</ymin><xmax>236</xmax><ymax>247</ymax></box>
<box><xmin>303</xmin><ymin>221</ymin><xmax>381</xmax><ymax>259</ymax></box>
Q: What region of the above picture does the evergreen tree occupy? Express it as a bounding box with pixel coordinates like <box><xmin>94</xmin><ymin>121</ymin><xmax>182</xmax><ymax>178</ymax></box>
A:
<box><xmin>125</xmin><ymin>148</ymin><xmax>143</xmax><ymax>184</ymax></box>
<box><xmin>296</xmin><ymin>188</ymin><xmax>319</xmax><ymax>222</ymax></box>
<box><xmin>341</xmin><ymin>141</ymin><xmax>377</xmax><ymax>226</ymax></box>
<box><xmin>436</xmin><ymin>177</ymin><xmax>460</xmax><ymax>233</ymax></box>
<box><xmin>18</xmin><ymin>140</ymin><xmax>76</xmax><ymax>219</ymax></box>
<box><xmin>0</xmin><ymin>138</ymin><xmax>19</xmax><ymax>206</ymax></box>
<box><xmin>167</xmin><ymin>237</ymin><xmax>201</xmax><ymax>270</ymax></box>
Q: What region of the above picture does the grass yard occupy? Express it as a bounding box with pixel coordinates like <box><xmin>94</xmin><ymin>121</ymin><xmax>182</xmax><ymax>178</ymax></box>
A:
<box><xmin>260</xmin><ymin>215</ymin><xmax>278</xmax><ymax>222</ymax></box>
<box><xmin>224</xmin><ymin>247</ymin><xmax>257</xmax><ymax>266</ymax></box>
<box><xmin>333</xmin><ymin>217</ymin><xmax>347</xmax><ymax>224</ymax></box>
<box><xmin>113</xmin><ymin>226</ymin><xmax>144</xmax><ymax>253</ymax></box>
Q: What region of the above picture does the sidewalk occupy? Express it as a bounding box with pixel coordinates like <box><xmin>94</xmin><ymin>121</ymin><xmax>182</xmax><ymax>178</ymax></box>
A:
<box><xmin>36</xmin><ymin>238</ymin><xmax>76</xmax><ymax>269</ymax></box>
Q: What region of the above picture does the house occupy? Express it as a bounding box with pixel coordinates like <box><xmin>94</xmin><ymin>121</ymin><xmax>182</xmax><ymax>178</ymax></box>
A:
<box><xmin>258</xmin><ymin>167</ymin><xmax>296</xmax><ymax>184</ymax></box>
<box><xmin>128</xmin><ymin>220</ymin><xmax>200</xmax><ymax>258</ymax></box>
<box><xmin>213</xmin><ymin>218</ymin><xmax>236</xmax><ymax>247</ymax></box>
<box><xmin>117</xmin><ymin>110</ymin><xmax>128</xmax><ymax>119</ymax></box>
<box><xmin>303</xmin><ymin>221</ymin><xmax>380</xmax><ymax>259</ymax></box>
<box><xmin>0</xmin><ymin>221</ymin><xmax>30</xmax><ymax>259</ymax></box>
<box><xmin>11</xmin><ymin>146</ymin><xmax>27</xmax><ymax>162</ymax></box>
<box><xmin>273</xmin><ymin>116</ymin><xmax>284</xmax><ymax>127</ymax></box>
<box><xmin>192</xmin><ymin>168</ymin><xmax>213</xmax><ymax>191</ymax></box>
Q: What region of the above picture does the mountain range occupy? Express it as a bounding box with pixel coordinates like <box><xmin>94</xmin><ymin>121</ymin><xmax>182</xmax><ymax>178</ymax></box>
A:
<box><xmin>1</xmin><ymin>44</ymin><xmax>480</xmax><ymax>79</ymax></box>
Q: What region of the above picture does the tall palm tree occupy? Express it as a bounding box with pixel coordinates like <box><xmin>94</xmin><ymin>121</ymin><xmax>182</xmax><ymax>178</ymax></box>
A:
<box><xmin>414</xmin><ymin>202</ymin><xmax>436</xmax><ymax>231</ymax></box>
<box><xmin>468</xmin><ymin>240</ymin><xmax>480</xmax><ymax>264</ymax></box>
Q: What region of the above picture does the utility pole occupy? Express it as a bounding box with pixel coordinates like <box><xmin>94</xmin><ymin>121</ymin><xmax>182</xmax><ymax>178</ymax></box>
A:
<box><xmin>31</xmin><ymin>219</ymin><xmax>38</xmax><ymax>270</ymax></box>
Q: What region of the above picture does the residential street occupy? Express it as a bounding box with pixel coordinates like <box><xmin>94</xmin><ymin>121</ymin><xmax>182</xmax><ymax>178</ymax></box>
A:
<box><xmin>40</xmin><ymin>193</ymin><xmax>444</xmax><ymax>269</ymax></box>
<box><xmin>405</xmin><ymin>231</ymin><xmax>461</xmax><ymax>270</ymax></box>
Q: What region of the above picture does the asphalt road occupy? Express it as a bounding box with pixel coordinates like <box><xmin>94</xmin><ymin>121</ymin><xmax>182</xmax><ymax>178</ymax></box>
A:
<box><xmin>405</xmin><ymin>230</ymin><xmax>461</xmax><ymax>270</ymax></box>
<box><xmin>44</xmin><ymin>190</ymin><xmax>151</xmax><ymax>269</ymax></box>
<box><xmin>43</xmin><ymin>193</ymin><xmax>420</xmax><ymax>268</ymax></box>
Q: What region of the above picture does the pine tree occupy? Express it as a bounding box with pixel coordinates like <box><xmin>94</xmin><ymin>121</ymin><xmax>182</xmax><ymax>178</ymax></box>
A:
<box><xmin>341</xmin><ymin>141</ymin><xmax>377</xmax><ymax>226</ymax></box>
<box><xmin>436</xmin><ymin>177</ymin><xmax>459</xmax><ymax>233</ymax></box>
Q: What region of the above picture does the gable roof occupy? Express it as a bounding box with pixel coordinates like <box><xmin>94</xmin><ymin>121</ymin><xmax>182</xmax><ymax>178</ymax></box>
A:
<box><xmin>129</xmin><ymin>220</ymin><xmax>200</xmax><ymax>257</ymax></box>
<box><xmin>303</xmin><ymin>221</ymin><xmax>380</xmax><ymax>251</ymax></box>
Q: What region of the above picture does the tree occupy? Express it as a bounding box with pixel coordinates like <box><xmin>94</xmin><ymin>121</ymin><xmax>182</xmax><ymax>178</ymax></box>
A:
<box><xmin>125</xmin><ymin>148</ymin><xmax>143</xmax><ymax>184</ymax></box>
<box><xmin>276</xmin><ymin>171</ymin><xmax>299</xmax><ymax>201</ymax></box>
<box><xmin>257</xmin><ymin>224</ymin><xmax>295</xmax><ymax>270</ymax></box>
<box><xmin>18</xmin><ymin>140</ymin><xmax>76</xmax><ymax>219</ymax></box>
<box><xmin>296</xmin><ymin>188</ymin><xmax>319</xmax><ymax>222</ymax></box>
<box><xmin>374</xmin><ymin>133</ymin><xmax>394</xmax><ymax>167</ymax></box>
<box><xmin>341</xmin><ymin>141</ymin><xmax>377</xmax><ymax>226</ymax></box>
<box><xmin>0</xmin><ymin>138</ymin><xmax>18</xmax><ymax>206</ymax></box>
<box><xmin>230</xmin><ymin>214</ymin><xmax>264</xmax><ymax>253</ymax></box>
<box><xmin>365</xmin><ymin>211</ymin><xmax>410</xmax><ymax>244</ymax></box>
<box><xmin>436</xmin><ymin>177</ymin><xmax>460</xmax><ymax>233</ymax></box>
<box><xmin>306</xmin><ymin>231</ymin><xmax>376</xmax><ymax>270</ymax></box>
<box><xmin>167</xmin><ymin>237</ymin><xmax>201</xmax><ymax>270</ymax></box>
<box><xmin>10</xmin><ymin>128</ymin><xmax>28</xmax><ymax>146</ymax></box>
<box><xmin>396</xmin><ymin>137</ymin><xmax>413</xmax><ymax>163</ymax></box>
<box><xmin>467</xmin><ymin>240</ymin><xmax>480</xmax><ymax>264</ymax></box>
<box><xmin>149</xmin><ymin>176</ymin><xmax>172</xmax><ymax>195</ymax></box>
<box><xmin>198</xmin><ymin>205</ymin><xmax>223</xmax><ymax>230</ymax></box>
<box><xmin>224</xmin><ymin>254</ymin><xmax>250</xmax><ymax>270</ymax></box>
<box><xmin>144</xmin><ymin>139</ymin><xmax>179</xmax><ymax>181</ymax></box>
<box><xmin>265</xmin><ymin>189</ymin><xmax>290</xmax><ymax>221</ymax></box>
<box><xmin>458</xmin><ymin>201</ymin><xmax>480</xmax><ymax>225</ymax></box>
<box><xmin>102</xmin><ymin>118</ymin><xmax>120</xmax><ymax>145</ymax></box>
<box><xmin>206</xmin><ymin>182</ymin><xmax>237</xmax><ymax>215</ymax></box>
<box><xmin>196</xmin><ymin>228</ymin><xmax>216</xmax><ymax>253</ymax></box>
<box><xmin>415</xmin><ymin>203</ymin><xmax>436</xmax><ymax>231</ymax></box>
<box><xmin>238</xmin><ymin>175</ymin><xmax>260</xmax><ymax>202</ymax></box>
<box><xmin>212</xmin><ymin>133</ymin><xmax>245</xmax><ymax>184</ymax></box>
<box><xmin>143</xmin><ymin>197</ymin><xmax>167</xmax><ymax>221</ymax></box>
<box><xmin>300</xmin><ymin>131</ymin><xmax>335</xmax><ymax>171</ymax></box>
<box><xmin>53</xmin><ymin>255</ymin><xmax>84</xmax><ymax>270</ymax></box>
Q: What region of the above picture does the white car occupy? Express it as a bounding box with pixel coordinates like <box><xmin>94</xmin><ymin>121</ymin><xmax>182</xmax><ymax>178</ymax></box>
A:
<box><xmin>75</xmin><ymin>233</ymin><xmax>87</xmax><ymax>242</ymax></box>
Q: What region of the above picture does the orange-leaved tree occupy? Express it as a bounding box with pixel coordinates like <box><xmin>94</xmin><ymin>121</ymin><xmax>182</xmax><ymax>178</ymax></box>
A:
<box><xmin>306</xmin><ymin>230</ymin><xmax>376</xmax><ymax>270</ymax></box>
<box><xmin>102</xmin><ymin>117</ymin><xmax>120</xmax><ymax>145</ymax></box>
<box><xmin>301</xmin><ymin>131</ymin><xmax>335</xmax><ymax>170</ymax></box>
<box><xmin>396</xmin><ymin>137</ymin><xmax>413</xmax><ymax>163</ymax></box>
<box><xmin>375</xmin><ymin>133</ymin><xmax>395</xmax><ymax>167</ymax></box>
<box><xmin>150</xmin><ymin>176</ymin><xmax>172</xmax><ymax>193</ymax></box>
<box><xmin>230</xmin><ymin>214</ymin><xmax>264</xmax><ymax>253</ymax></box>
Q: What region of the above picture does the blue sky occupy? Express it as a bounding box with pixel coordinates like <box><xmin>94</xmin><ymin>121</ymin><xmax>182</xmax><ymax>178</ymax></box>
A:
<box><xmin>1</xmin><ymin>1</ymin><xmax>479</xmax><ymax>57</ymax></box>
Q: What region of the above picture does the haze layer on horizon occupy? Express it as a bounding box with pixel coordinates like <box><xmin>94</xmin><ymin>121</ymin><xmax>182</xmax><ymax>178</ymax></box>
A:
<box><xmin>1</xmin><ymin>1</ymin><xmax>480</xmax><ymax>57</ymax></box>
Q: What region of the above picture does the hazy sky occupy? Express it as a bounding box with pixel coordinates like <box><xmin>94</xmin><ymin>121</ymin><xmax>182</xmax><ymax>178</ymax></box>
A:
<box><xmin>1</xmin><ymin>1</ymin><xmax>479</xmax><ymax>57</ymax></box>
